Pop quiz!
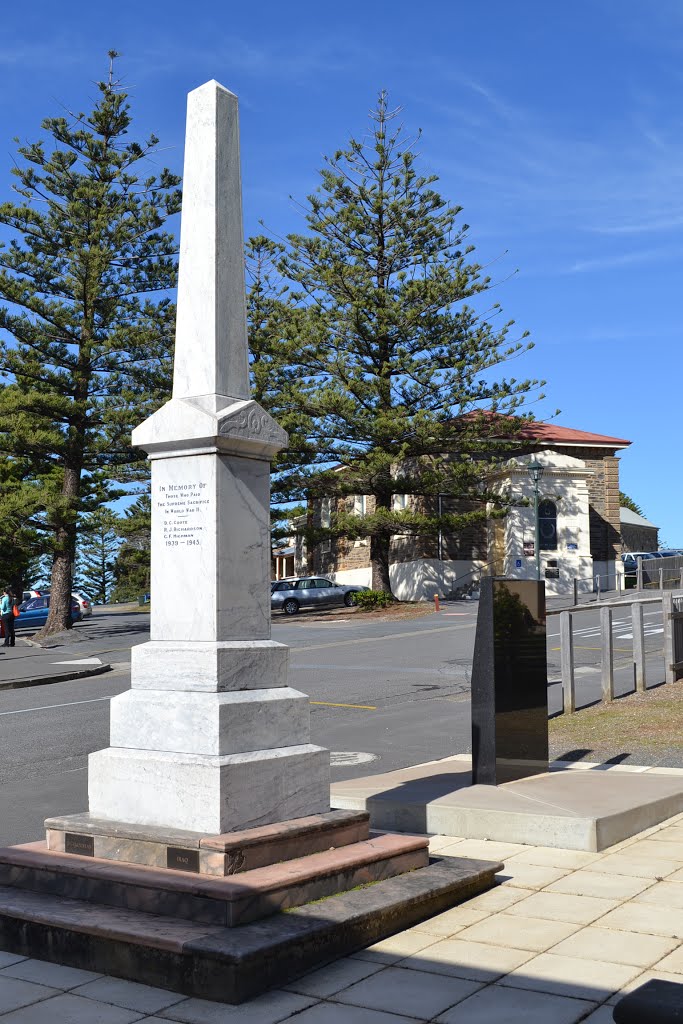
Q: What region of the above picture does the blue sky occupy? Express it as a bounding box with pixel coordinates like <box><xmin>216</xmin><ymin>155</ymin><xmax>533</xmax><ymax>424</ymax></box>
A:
<box><xmin>0</xmin><ymin>0</ymin><xmax>681</xmax><ymax>540</ymax></box>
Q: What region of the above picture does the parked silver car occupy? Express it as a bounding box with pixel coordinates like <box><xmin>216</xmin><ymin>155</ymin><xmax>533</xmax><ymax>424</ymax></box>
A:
<box><xmin>271</xmin><ymin>577</ymin><xmax>369</xmax><ymax>616</ymax></box>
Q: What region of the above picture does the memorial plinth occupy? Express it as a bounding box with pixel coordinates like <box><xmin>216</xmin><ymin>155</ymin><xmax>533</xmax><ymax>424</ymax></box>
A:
<box><xmin>0</xmin><ymin>79</ymin><xmax>502</xmax><ymax>1003</ymax></box>
<box><xmin>86</xmin><ymin>81</ymin><xmax>329</xmax><ymax>834</ymax></box>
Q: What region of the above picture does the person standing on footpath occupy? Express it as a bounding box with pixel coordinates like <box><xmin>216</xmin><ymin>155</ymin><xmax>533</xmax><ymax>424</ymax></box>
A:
<box><xmin>1</xmin><ymin>587</ymin><xmax>16</xmax><ymax>647</ymax></box>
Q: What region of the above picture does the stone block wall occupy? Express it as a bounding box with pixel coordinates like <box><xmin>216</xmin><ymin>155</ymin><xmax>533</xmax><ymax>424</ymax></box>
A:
<box><xmin>555</xmin><ymin>446</ymin><xmax>621</xmax><ymax>563</ymax></box>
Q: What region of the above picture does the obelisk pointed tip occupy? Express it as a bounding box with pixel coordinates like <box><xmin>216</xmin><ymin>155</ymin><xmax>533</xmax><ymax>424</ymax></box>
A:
<box><xmin>189</xmin><ymin>79</ymin><xmax>238</xmax><ymax>101</ymax></box>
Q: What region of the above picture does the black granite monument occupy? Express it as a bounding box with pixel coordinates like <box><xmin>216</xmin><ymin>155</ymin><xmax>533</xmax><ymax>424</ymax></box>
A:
<box><xmin>471</xmin><ymin>576</ymin><xmax>549</xmax><ymax>785</ymax></box>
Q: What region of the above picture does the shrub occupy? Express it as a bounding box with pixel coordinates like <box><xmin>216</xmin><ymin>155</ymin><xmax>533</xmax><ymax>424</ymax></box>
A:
<box><xmin>353</xmin><ymin>589</ymin><xmax>394</xmax><ymax>611</ymax></box>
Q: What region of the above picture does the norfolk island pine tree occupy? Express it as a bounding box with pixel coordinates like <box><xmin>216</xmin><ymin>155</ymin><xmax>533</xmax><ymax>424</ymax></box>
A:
<box><xmin>265</xmin><ymin>92</ymin><xmax>546</xmax><ymax>593</ymax></box>
<box><xmin>0</xmin><ymin>55</ymin><xmax>180</xmax><ymax>635</ymax></box>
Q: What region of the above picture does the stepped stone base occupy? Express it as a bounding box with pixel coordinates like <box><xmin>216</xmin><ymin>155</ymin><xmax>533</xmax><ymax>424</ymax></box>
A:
<box><xmin>45</xmin><ymin>809</ymin><xmax>369</xmax><ymax>875</ymax></box>
<box><xmin>0</xmin><ymin>850</ymin><xmax>501</xmax><ymax>1003</ymax></box>
<box><xmin>0</xmin><ymin>833</ymin><xmax>430</xmax><ymax>926</ymax></box>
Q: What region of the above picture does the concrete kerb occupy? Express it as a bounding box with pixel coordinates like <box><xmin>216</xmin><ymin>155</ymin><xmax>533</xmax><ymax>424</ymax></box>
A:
<box><xmin>0</xmin><ymin>663</ymin><xmax>112</xmax><ymax>691</ymax></box>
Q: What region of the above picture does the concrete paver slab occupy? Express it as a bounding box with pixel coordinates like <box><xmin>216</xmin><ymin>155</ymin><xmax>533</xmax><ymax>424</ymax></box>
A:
<box><xmin>598</xmin><ymin>901</ymin><xmax>683</xmax><ymax>937</ymax></box>
<box><xmin>162</xmin><ymin>990</ymin><xmax>316</xmax><ymax>1022</ymax></box>
<box><xmin>0</xmin><ymin>953</ymin><xmax>26</xmax><ymax>969</ymax></box>
<box><xmin>634</xmin><ymin>879</ymin><xmax>683</xmax><ymax>908</ymax></box>
<box><xmin>438</xmin><ymin>839</ymin><xmax>528</xmax><ymax>861</ymax></box>
<box><xmin>273</xmin><ymin>1003</ymin><xmax>416</xmax><ymax>1023</ymax></box>
<box><xmin>0</xmin><ymin>959</ymin><xmax>102</xmax><ymax>989</ymax></box>
<box><xmin>455</xmin><ymin>912</ymin><xmax>579</xmax><ymax>952</ymax></box>
<box><xmin>550</xmin><ymin>925</ymin><xmax>678</xmax><ymax>967</ymax></box>
<box><xmin>408</xmin><ymin>906</ymin><xmax>490</xmax><ymax>937</ymax></box>
<box><xmin>0</xmin><ymin>977</ymin><xmax>60</xmax><ymax>1015</ymax></box>
<box><xmin>504</xmin><ymin>847</ymin><xmax>600</xmax><ymax>869</ymax></box>
<box><xmin>434</xmin><ymin>984</ymin><xmax>598</xmax><ymax>1024</ymax></box>
<box><xmin>585</xmin><ymin>853</ymin><xmax>681</xmax><ymax>878</ymax></box>
<box><xmin>283</xmin><ymin>958</ymin><xmax>386</xmax><ymax>998</ymax></box>
<box><xmin>495</xmin><ymin>862</ymin><xmax>570</xmax><ymax>890</ymax></box>
<box><xmin>72</xmin><ymin>979</ymin><xmax>186</xmax><ymax>1014</ymax></box>
<box><xmin>459</xmin><ymin>885</ymin><xmax>529</xmax><ymax>914</ymax></box>
<box><xmin>606</xmin><ymin>968</ymin><xmax>683</xmax><ymax>1002</ymax></box>
<box><xmin>624</xmin><ymin>838</ymin><xmax>683</xmax><ymax>862</ymax></box>
<box><xmin>503</xmin><ymin>890</ymin><xmax>619</xmax><ymax>925</ymax></box>
<box><xmin>500</xmin><ymin>951</ymin><xmax>643</xmax><ymax>999</ymax></box>
<box><xmin>653</xmin><ymin>946</ymin><xmax>683</xmax><ymax>974</ymax></box>
<box><xmin>399</xmin><ymin>937</ymin><xmax>533</xmax><ymax>981</ymax></box>
<box><xmin>577</xmin><ymin>1007</ymin><xmax>617</xmax><ymax>1024</ymax></box>
<box><xmin>544</xmin><ymin>870</ymin><xmax>653</xmax><ymax>900</ymax></box>
<box><xmin>335</xmin><ymin>965</ymin><xmax>481</xmax><ymax>1018</ymax></box>
<box><xmin>351</xmin><ymin>929</ymin><xmax>439</xmax><ymax>965</ymax></box>
<box><xmin>0</xmin><ymin>993</ymin><xmax>144</xmax><ymax>1023</ymax></box>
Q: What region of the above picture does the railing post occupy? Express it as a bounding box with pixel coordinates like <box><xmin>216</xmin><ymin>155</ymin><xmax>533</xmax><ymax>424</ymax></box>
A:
<box><xmin>632</xmin><ymin>601</ymin><xmax>646</xmax><ymax>692</ymax></box>
<box><xmin>659</xmin><ymin>567</ymin><xmax>665</xmax><ymax>592</ymax></box>
<box><xmin>617</xmin><ymin>572</ymin><xmax>622</xmax><ymax>594</ymax></box>
<box><xmin>573</xmin><ymin>577</ymin><xmax>578</xmax><ymax>606</ymax></box>
<box><xmin>663</xmin><ymin>591</ymin><xmax>675</xmax><ymax>685</ymax></box>
<box><xmin>601</xmin><ymin>605</ymin><xmax>614</xmax><ymax>701</ymax></box>
<box><xmin>637</xmin><ymin>557</ymin><xmax>643</xmax><ymax>591</ymax></box>
<box><xmin>596</xmin><ymin>576</ymin><xmax>601</xmax><ymax>601</ymax></box>
<box><xmin>560</xmin><ymin>611</ymin><xmax>575</xmax><ymax>713</ymax></box>
<box><xmin>680</xmin><ymin>568</ymin><xmax>683</xmax><ymax>591</ymax></box>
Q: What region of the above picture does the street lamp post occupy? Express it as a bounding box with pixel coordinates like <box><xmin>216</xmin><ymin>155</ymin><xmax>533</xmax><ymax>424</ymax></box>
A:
<box><xmin>527</xmin><ymin>459</ymin><xmax>544</xmax><ymax>581</ymax></box>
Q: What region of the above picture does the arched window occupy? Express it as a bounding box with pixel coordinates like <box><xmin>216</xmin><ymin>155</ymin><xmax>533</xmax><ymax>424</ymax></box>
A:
<box><xmin>538</xmin><ymin>499</ymin><xmax>557</xmax><ymax>550</ymax></box>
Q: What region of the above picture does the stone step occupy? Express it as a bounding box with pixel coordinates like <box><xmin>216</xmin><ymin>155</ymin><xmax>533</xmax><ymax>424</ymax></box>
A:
<box><xmin>0</xmin><ymin>833</ymin><xmax>428</xmax><ymax>927</ymax></box>
<box><xmin>0</xmin><ymin>854</ymin><xmax>502</xmax><ymax>1003</ymax></box>
<box><xmin>45</xmin><ymin>808</ymin><xmax>370</xmax><ymax>874</ymax></box>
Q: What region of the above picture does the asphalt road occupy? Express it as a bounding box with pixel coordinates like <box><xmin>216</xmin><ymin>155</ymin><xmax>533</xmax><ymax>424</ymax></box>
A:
<box><xmin>0</xmin><ymin>600</ymin><xmax>672</xmax><ymax>846</ymax></box>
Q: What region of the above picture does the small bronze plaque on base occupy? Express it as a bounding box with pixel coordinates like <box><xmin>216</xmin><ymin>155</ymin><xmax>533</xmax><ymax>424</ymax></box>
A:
<box><xmin>167</xmin><ymin>847</ymin><xmax>199</xmax><ymax>873</ymax></box>
<box><xmin>65</xmin><ymin>833</ymin><xmax>94</xmax><ymax>857</ymax></box>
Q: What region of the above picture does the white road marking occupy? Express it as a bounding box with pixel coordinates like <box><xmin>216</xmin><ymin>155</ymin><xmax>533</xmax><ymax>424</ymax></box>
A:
<box><xmin>0</xmin><ymin>696</ymin><xmax>111</xmax><ymax>717</ymax></box>
<box><xmin>52</xmin><ymin>657</ymin><xmax>103</xmax><ymax>666</ymax></box>
<box><xmin>330</xmin><ymin>751</ymin><xmax>379</xmax><ymax>766</ymax></box>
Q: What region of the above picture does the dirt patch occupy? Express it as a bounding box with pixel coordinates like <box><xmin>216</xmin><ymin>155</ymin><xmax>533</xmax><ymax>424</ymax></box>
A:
<box><xmin>285</xmin><ymin>602</ymin><xmax>440</xmax><ymax>624</ymax></box>
<box><xmin>550</xmin><ymin>677</ymin><xmax>683</xmax><ymax>767</ymax></box>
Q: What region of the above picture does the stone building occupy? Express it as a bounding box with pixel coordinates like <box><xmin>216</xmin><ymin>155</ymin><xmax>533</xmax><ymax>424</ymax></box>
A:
<box><xmin>620</xmin><ymin>507</ymin><xmax>658</xmax><ymax>554</ymax></box>
<box><xmin>298</xmin><ymin>422</ymin><xmax>631</xmax><ymax>599</ymax></box>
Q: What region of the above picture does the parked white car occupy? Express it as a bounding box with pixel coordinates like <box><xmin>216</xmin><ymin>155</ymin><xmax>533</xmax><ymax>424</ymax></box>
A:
<box><xmin>72</xmin><ymin>593</ymin><xmax>93</xmax><ymax>618</ymax></box>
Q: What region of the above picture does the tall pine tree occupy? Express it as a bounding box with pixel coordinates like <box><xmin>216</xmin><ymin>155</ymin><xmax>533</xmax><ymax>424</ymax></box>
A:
<box><xmin>277</xmin><ymin>93</ymin><xmax>544</xmax><ymax>591</ymax></box>
<box><xmin>76</xmin><ymin>507</ymin><xmax>121</xmax><ymax>603</ymax></box>
<box><xmin>0</xmin><ymin>56</ymin><xmax>180</xmax><ymax>634</ymax></box>
<box><xmin>111</xmin><ymin>492</ymin><xmax>151</xmax><ymax>602</ymax></box>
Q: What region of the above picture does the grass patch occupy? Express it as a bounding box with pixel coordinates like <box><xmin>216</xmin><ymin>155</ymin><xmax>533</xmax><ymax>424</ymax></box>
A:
<box><xmin>550</xmin><ymin>677</ymin><xmax>683</xmax><ymax>764</ymax></box>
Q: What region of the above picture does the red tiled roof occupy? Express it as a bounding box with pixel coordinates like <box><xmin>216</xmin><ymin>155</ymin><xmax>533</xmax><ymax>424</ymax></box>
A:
<box><xmin>514</xmin><ymin>421</ymin><xmax>631</xmax><ymax>447</ymax></box>
<box><xmin>458</xmin><ymin>412</ymin><xmax>630</xmax><ymax>448</ymax></box>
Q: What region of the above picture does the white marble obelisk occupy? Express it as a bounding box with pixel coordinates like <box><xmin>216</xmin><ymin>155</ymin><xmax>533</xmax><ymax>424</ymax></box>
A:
<box><xmin>88</xmin><ymin>82</ymin><xmax>330</xmax><ymax>833</ymax></box>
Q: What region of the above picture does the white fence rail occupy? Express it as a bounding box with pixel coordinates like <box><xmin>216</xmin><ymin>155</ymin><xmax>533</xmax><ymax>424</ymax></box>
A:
<box><xmin>548</xmin><ymin>591</ymin><xmax>683</xmax><ymax>715</ymax></box>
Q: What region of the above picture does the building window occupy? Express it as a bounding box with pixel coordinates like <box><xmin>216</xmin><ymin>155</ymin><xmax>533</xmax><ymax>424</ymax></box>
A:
<box><xmin>538</xmin><ymin>499</ymin><xmax>558</xmax><ymax>551</ymax></box>
<box><xmin>393</xmin><ymin>494</ymin><xmax>408</xmax><ymax>510</ymax></box>
<box><xmin>320</xmin><ymin>498</ymin><xmax>331</xmax><ymax>554</ymax></box>
<box><xmin>352</xmin><ymin>494</ymin><xmax>369</xmax><ymax>546</ymax></box>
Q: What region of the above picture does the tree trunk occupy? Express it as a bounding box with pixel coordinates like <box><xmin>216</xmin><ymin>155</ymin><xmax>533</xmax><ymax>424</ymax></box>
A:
<box><xmin>370</xmin><ymin>531</ymin><xmax>392</xmax><ymax>593</ymax></box>
<box><xmin>35</xmin><ymin>466</ymin><xmax>80</xmax><ymax>637</ymax></box>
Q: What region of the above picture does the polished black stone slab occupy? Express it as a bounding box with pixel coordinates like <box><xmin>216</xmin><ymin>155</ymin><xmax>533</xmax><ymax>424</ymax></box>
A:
<box><xmin>471</xmin><ymin>577</ymin><xmax>549</xmax><ymax>786</ymax></box>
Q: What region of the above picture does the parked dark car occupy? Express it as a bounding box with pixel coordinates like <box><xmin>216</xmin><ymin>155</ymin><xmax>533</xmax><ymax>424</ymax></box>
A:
<box><xmin>17</xmin><ymin>596</ymin><xmax>82</xmax><ymax>628</ymax></box>
<box><xmin>271</xmin><ymin>577</ymin><xmax>370</xmax><ymax>616</ymax></box>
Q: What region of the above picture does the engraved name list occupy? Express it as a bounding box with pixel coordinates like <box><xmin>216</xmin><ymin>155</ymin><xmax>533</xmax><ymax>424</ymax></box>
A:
<box><xmin>155</xmin><ymin>480</ymin><xmax>212</xmax><ymax>548</ymax></box>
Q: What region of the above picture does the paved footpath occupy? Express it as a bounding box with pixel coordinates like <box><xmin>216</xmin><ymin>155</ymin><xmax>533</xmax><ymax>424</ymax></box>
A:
<box><xmin>2</xmin><ymin>813</ymin><xmax>683</xmax><ymax>1021</ymax></box>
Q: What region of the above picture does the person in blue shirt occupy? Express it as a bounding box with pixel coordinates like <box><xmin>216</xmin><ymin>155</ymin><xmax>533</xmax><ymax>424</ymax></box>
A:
<box><xmin>1</xmin><ymin>587</ymin><xmax>16</xmax><ymax>648</ymax></box>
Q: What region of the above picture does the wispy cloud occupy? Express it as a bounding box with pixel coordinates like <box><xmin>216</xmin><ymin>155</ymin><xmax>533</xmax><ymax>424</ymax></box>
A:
<box><xmin>566</xmin><ymin>248</ymin><xmax>670</xmax><ymax>274</ymax></box>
